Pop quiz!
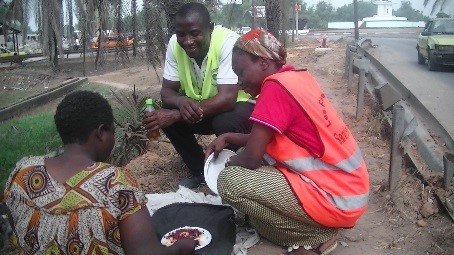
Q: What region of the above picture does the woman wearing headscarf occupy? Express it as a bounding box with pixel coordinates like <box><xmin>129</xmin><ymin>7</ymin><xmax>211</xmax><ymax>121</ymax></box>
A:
<box><xmin>205</xmin><ymin>29</ymin><xmax>369</xmax><ymax>255</ymax></box>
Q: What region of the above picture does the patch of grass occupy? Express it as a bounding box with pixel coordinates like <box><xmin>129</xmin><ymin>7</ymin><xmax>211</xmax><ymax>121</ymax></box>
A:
<box><xmin>0</xmin><ymin>113</ymin><xmax>62</xmax><ymax>189</ymax></box>
<box><xmin>0</xmin><ymin>87</ymin><xmax>46</xmax><ymax>108</ymax></box>
<box><xmin>0</xmin><ymin>82</ymin><xmax>153</xmax><ymax>190</ymax></box>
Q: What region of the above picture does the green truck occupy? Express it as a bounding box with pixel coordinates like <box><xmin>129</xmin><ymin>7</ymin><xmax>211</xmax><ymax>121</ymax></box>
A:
<box><xmin>416</xmin><ymin>18</ymin><xmax>454</xmax><ymax>71</ymax></box>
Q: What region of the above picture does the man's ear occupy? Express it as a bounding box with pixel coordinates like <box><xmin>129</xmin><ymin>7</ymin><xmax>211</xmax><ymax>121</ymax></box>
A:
<box><xmin>209</xmin><ymin>22</ymin><xmax>214</xmax><ymax>32</ymax></box>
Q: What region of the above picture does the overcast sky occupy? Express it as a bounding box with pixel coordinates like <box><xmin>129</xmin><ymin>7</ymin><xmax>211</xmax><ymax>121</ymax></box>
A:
<box><xmin>29</xmin><ymin>0</ymin><xmax>454</xmax><ymax>31</ymax></box>
<box><xmin>220</xmin><ymin>0</ymin><xmax>453</xmax><ymax>16</ymax></box>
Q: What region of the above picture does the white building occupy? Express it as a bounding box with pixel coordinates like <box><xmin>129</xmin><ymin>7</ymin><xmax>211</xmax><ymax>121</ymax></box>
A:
<box><xmin>328</xmin><ymin>0</ymin><xmax>424</xmax><ymax>29</ymax></box>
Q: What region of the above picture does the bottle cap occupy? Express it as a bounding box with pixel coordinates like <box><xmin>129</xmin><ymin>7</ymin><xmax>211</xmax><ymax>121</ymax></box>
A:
<box><xmin>145</xmin><ymin>98</ymin><xmax>153</xmax><ymax>105</ymax></box>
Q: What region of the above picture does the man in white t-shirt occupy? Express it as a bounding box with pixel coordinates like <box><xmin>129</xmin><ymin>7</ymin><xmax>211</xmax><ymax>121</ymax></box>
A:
<box><xmin>142</xmin><ymin>2</ymin><xmax>254</xmax><ymax>188</ymax></box>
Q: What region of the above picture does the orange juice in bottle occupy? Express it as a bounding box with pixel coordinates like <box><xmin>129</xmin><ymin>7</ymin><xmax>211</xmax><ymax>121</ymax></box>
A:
<box><xmin>145</xmin><ymin>98</ymin><xmax>161</xmax><ymax>140</ymax></box>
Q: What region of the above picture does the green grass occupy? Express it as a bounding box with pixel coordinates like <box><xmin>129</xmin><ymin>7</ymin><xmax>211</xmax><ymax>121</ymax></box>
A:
<box><xmin>0</xmin><ymin>81</ymin><xmax>153</xmax><ymax>190</ymax></box>
<box><xmin>0</xmin><ymin>113</ymin><xmax>62</xmax><ymax>189</ymax></box>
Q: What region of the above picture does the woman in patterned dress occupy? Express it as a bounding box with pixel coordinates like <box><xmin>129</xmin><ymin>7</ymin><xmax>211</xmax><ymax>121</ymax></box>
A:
<box><xmin>3</xmin><ymin>91</ymin><xmax>196</xmax><ymax>255</ymax></box>
<box><xmin>205</xmin><ymin>29</ymin><xmax>369</xmax><ymax>255</ymax></box>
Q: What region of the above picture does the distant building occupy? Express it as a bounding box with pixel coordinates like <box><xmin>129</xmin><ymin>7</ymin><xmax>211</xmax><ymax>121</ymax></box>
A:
<box><xmin>328</xmin><ymin>0</ymin><xmax>425</xmax><ymax>29</ymax></box>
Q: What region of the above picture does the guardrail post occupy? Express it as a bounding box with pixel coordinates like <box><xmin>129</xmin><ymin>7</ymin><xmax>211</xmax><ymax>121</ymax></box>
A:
<box><xmin>389</xmin><ymin>102</ymin><xmax>405</xmax><ymax>193</ymax></box>
<box><xmin>356</xmin><ymin>59</ymin><xmax>367</xmax><ymax>119</ymax></box>
<box><xmin>344</xmin><ymin>45</ymin><xmax>350</xmax><ymax>79</ymax></box>
<box><xmin>347</xmin><ymin>50</ymin><xmax>354</xmax><ymax>93</ymax></box>
<box><xmin>443</xmin><ymin>151</ymin><xmax>454</xmax><ymax>190</ymax></box>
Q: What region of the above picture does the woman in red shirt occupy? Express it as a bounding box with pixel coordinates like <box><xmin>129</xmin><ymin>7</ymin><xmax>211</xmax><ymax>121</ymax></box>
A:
<box><xmin>205</xmin><ymin>29</ymin><xmax>369</xmax><ymax>255</ymax></box>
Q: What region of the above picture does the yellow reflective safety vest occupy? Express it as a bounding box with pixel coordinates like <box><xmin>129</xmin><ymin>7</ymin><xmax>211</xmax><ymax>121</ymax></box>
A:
<box><xmin>263</xmin><ymin>70</ymin><xmax>369</xmax><ymax>228</ymax></box>
<box><xmin>173</xmin><ymin>27</ymin><xmax>250</xmax><ymax>102</ymax></box>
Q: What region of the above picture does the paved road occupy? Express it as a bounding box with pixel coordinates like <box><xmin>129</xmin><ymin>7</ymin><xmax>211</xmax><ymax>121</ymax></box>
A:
<box><xmin>369</xmin><ymin>37</ymin><xmax>454</xmax><ymax>148</ymax></box>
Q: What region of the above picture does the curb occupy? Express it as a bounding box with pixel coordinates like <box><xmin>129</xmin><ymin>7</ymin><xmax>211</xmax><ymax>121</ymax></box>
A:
<box><xmin>0</xmin><ymin>77</ymin><xmax>87</xmax><ymax>122</ymax></box>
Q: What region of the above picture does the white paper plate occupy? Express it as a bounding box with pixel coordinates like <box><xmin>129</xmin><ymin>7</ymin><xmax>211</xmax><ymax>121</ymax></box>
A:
<box><xmin>204</xmin><ymin>149</ymin><xmax>236</xmax><ymax>194</ymax></box>
<box><xmin>161</xmin><ymin>226</ymin><xmax>212</xmax><ymax>250</ymax></box>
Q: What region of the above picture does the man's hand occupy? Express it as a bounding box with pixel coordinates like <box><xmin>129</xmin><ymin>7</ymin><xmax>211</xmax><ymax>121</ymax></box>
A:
<box><xmin>142</xmin><ymin>109</ymin><xmax>180</xmax><ymax>131</ymax></box>
<box><xmin>177</xmin><ymin>98</ymin><xmax>204</xmax><ymax>124</ymax></box>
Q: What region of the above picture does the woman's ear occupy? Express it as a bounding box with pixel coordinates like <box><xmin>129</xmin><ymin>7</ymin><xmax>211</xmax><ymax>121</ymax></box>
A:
<box><xmin>95</xmin><ymin>124</ymin><xmax>105</xmax><ymax>141</ymax></box>
<box><xmin>259</xmin><ymin>58</ymin><xmax>270</xmax><ymax>71</ymax></box>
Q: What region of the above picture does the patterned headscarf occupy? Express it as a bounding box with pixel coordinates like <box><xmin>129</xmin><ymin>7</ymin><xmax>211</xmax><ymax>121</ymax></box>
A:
<box><xmin>235</xmin><ymin>29</ymin><xmax>286</xmax><ymax>65</ymax></box>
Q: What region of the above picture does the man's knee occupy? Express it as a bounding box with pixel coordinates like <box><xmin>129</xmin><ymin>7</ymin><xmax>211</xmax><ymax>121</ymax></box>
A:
<box><xmin>212</xmin><ymin>103</ymin><xmax>254</xmax><ymax>135</ymax></box>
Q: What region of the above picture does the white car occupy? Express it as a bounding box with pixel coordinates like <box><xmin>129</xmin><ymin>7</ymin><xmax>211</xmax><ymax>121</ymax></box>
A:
<box><xmin>241</xmin><ymin>26</ymin><xmax>251</xmax><ymax>35</ymax></box>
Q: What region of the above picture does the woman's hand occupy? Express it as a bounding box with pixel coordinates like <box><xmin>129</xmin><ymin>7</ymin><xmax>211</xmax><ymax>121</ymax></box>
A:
<box><xmin>174</xmin><ymin>238</ymin><xmax>197</xmax><ymax>255</ymax></box>
<box><xmin>205</xmin><ymin>133</ymin><xmax>231</xmax><ymax>160</ymax></box>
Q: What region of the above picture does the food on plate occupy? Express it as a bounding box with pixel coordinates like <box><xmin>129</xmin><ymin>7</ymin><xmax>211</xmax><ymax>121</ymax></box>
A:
<box><xmin>161</xmin><ymin>226</ymin><xmax>209</xmax><ymax>249</ymax></box>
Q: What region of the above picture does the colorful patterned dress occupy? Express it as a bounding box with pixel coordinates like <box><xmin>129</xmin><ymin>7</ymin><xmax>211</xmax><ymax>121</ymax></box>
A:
<box><xmin>3</xmin><ymin>161</ymin><xmax>147</xmax><ymax>255</ymax></box>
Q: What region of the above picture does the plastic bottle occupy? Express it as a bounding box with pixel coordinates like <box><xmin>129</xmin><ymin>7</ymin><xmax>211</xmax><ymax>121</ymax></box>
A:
<box><xmin>145</xmin><ymin>98</ymin><xmax>160</xmax><ymax>140</ymax></box>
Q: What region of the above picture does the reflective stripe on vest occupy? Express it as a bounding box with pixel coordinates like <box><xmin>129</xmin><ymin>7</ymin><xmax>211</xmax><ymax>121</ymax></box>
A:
<box><xmin>284</xmin><ymin>144</ymin><xmax>363</xmax><ymax>173</ymax></box>
<box><xmin>173</xmin><ymin>27</ymin><xmax>250</xmax><ymax>102</ymax></box>
<box><xmin>263</xmin><ymin>70</ymin><xmax>369</xmax><ymax>228</ymax></box>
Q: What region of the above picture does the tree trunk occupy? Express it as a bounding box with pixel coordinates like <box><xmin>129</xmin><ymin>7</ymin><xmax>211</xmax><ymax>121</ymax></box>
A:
<box><xmin>21</xmin><ymin>1</ymin><xmax>29</xmax><ymax>46</ymax></box>
<box><xmin>280</xmin><ymin>0</ymin><xmax>288</xmax><ymax>46</ymax></box>
<box><xmin>95</xmin><ymin>0</ymin><xmax>104</xmax><ymax>69</ymax></box>
<box><xmin>116</xmin><ymin>0</ymin><xmax>122</xmax><ymax>34</ymax></box>
<box><xmin>132</xmin><ymin>0</ymin><xmax>137</xmax><ymax>57</ymax></box>
<box><xmin>67</xmin><ymin>0</ymin><xmax>74</xmax><ymax>46</ymax></box>
<box><xmin>265</xmin><ymin>0</ymin><xmax>281</xmax><ymax>40</ymax></box>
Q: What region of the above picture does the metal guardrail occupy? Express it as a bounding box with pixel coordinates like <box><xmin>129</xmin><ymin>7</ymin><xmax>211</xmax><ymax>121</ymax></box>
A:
<box><xmin>352</xmin><ymin>40</ymin><xmax>447</xmax><ymax>172</ymax></box>
<box><xmin>347</xmin><ymin>39</ymin><xmax>454</xmax><ymax>220</ymax></box>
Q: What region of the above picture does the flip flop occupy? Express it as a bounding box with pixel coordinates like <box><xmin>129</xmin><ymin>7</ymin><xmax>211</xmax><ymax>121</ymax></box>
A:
<box><xmin>284</xmin><ymin>240</ymin><xmax>338</xmax><ymax>255</ymax></box>
<box><xmin>311</xmin><ymin>240</ymin><xmax>338</xmax><ymax>255</ymax></box>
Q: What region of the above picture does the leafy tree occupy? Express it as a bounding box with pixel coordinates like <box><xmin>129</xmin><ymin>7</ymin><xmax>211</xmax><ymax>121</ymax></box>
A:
<box><xmin>304</xmin><ymin>1</ymin><xmax>335</xmax><ymax>29</ymax></box>
<box><xmin>395</xmin><ymin>1</ymin><xmax>425</xmax><ymax>21</ymax></box>
<box><xmin>333</xmin><ymin>1</ymin><xmax>376</xmax><ymax>22</ymax></box>
<box><xmin>436</xmin><ymin>12</ymin><xmax>451</xmax><ymax>18</ymax></box>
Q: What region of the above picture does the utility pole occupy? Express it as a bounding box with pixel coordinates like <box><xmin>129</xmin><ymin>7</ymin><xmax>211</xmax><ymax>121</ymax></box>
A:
<box><xmin>353</xmin><ymin>0</ymin><xmax>359</xmax><ymax>41</ymax></box>
<box><xmin>252</xmin><ymin>0</ymin><xmax>256</xmax><ymax>28</ymax></box>
<box><xmin>295</xmin><ymin>2</ymin><xmax>301</xmax><ymax>37</ymax></box>
<box><xmin>292</xmin><ymin>0</ymin><xmax>295</xmax><ymax>42</ymax></box>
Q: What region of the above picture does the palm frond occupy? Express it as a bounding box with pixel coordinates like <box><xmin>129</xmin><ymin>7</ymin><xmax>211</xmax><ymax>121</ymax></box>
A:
<box><xmin>424</xmin><ymin>0</ymin><xmax>447</xmax><ymax>15</ymax></box>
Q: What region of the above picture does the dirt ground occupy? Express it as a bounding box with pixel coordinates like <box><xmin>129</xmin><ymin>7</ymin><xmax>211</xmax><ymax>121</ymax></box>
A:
<box><xmin>1</xmin><ymin>37</ymin><xmax>453</xmax><ymax>255</ymax></box>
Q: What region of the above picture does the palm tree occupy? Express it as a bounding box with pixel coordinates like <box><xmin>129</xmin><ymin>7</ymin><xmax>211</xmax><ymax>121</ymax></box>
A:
<box><xmin>39</xmin><ymin>0</ymin><xmax>64</xmax><ymax>68</ymax></box>
<box><xmin>423</xmin><ymin>0</ymin><xmax>448</xmax><ymax>15</ymax></box>
<box><xmin>265</xmin><ymin>0</ymin><xmax>280</xmax><ymax>37</ymax></box>
<box><xmin>66</xmin><ymin>0</ymin><xmax>74</xmax><ymax>47</ymax></box>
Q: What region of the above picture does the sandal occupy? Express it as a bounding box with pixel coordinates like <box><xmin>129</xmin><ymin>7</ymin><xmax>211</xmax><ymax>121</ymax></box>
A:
<box><xmin>311</xmin><ymin>240</ymin><xmax>337</xmax><ymax>255</ymax></box>
<box><xmin>283</xmin><ymin>236</ymin><xmax>338</xmax><ymax>255</ymax></box>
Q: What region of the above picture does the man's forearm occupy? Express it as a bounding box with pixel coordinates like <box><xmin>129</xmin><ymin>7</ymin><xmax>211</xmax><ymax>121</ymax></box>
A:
<box><xmin>198</xmin><ymin>85</ymin><xmax>238</xmax><ymax>118</ymax></box>
<box><xmin>161</xmin><ymin>87</ymin><xmax>184</xmax><ymax>109</ymax></box>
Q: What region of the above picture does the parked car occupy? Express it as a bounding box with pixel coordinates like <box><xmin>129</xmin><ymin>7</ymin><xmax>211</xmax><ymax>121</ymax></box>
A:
<box><xmin>416</xmin><ymin>18</ymin><xmax>454</xmax><ymax>71</ymax></box>
<box><xmin>0</xmin><ymin>47</ymin><xmax>27</xmax><ymax>63</ymax></box>
<box><xmin>91</xmin><ymin>34</ymin><xmax>134</xmax><ymax>49</ymax></box>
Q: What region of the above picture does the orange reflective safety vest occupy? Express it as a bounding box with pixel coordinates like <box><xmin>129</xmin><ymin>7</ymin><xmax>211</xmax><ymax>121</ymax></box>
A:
<box><xmin>263</xmin><ymin>70</ymin><xmax>369</xmax><ymax>228</ymax></box>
